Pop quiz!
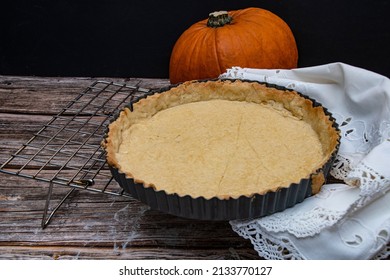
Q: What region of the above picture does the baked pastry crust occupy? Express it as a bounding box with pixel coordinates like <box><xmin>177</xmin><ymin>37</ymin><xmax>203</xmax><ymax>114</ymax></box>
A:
<box><xmin>104</xmin><ymin>79</ymin><xmax>339</xmax><ymax>200</ymax></box>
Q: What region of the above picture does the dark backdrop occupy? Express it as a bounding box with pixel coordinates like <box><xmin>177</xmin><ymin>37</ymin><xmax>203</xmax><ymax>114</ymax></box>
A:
<box><xmin>1</xmin><ymin>0</ymin><xmax>389</xmax><ymax>78</ymax></box>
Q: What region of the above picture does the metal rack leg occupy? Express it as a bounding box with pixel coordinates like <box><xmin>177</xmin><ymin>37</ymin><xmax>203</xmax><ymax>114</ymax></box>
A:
<box><xmin>41</xmin><ymin>181</ymin><xmax>77</xmax><ymax>229</ymax></box>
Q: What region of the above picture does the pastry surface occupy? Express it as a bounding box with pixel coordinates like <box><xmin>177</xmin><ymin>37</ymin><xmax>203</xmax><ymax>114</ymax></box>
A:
<box><xmin>117</xmin><ymin>99</ymin><xmax>324</xmax><ymax>198</ymax></box>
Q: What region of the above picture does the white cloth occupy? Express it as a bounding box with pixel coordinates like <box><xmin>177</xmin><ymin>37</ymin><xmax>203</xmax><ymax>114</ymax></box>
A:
<box><xmin>220</xmin><ymin>63</ymin><xmax>390</xmax><ymax>259</ymax></box>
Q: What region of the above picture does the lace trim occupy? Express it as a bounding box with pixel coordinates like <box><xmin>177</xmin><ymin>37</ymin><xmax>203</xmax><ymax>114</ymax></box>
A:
<box><xmin>331</xmin><ymin>154</ymin><xmax>353</xmax><ymax>180</ymax></box>
<box><xmin>346</xmin><ymin>162</ymin><xmax>390</xmax><ymax>210</ymax></box>
<box><xmin>255</xmin><ymin>206</ymin><xmax>345</xmax><ymax>238</ymax></box>
<box><xmin>375</xmin><ymin>245</ymin><xmax>390</xmax><ymax>260</ymax></box>
<box><xmin>230</xmin><ymin>222</ymin><xmax>303</xmax><ymax>260</ymax></box>
<box><xmin>232</xmin><ymin>222</ymin><xmax>390</xmax><ymax>260</ymax></box>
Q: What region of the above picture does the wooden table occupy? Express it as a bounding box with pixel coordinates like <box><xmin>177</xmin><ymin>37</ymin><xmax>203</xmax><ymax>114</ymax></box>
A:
<box><xmin>0</xmin><ymin>76</ymin><xmax>262</xmax><ymax>260</ymax></box>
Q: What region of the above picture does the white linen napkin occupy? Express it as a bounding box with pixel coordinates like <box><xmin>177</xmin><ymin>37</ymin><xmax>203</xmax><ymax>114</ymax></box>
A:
<box><xmin>220</xmin><ymin>62</ymin><xmax>390</xmax><ymax>259</ymax></box>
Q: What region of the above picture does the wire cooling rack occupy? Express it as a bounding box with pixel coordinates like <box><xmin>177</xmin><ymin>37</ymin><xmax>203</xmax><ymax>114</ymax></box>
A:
<box><xmin>0</xmin><ymin>80</ymin><xmax>151</xmax><ymax>228</ymax></box>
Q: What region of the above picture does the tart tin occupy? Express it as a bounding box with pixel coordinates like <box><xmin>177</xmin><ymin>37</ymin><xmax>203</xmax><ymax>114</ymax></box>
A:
<box><xmin>104</xmin><ymin>79</ymin><xmax>340</xmax><ymax>221</ymax></box>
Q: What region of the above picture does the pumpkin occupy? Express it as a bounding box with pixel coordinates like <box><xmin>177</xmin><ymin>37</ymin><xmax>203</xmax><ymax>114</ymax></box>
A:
<box><xmin>169</xmin><ymin>7</ymin><xmax>298</xmax><ymax>84</ymax></box>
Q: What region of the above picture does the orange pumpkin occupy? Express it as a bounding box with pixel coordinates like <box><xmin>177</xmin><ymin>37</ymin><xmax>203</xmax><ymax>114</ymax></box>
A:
<box><xmin>169</xmin><ymin>7</ymin><xmax>298</xmax><ymax>84</ymax></box>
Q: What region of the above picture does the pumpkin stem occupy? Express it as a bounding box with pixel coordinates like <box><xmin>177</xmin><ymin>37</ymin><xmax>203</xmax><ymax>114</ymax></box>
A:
<box><xmin>207</xmin><ymin>11</ymin><xmax>232</xmax><ymax>28</ymax></box>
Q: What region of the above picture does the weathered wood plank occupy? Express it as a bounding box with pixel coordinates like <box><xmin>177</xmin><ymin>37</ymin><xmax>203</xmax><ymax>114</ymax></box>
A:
<box><xmin>0</xmin><ymin>246</ymin><xmax>259</xmax><ymax>260</ymax></box>
<box><xmin>0</xmin><ymin>76</ymin><xmax>170</xmax><ymax>115</ymax></box>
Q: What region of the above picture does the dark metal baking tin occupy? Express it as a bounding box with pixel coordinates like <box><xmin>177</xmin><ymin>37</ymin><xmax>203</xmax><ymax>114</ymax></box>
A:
<box><xmin>105</xmin><ymin>79</ymin><xmax>340</xmax><ymax>221</ymax></box>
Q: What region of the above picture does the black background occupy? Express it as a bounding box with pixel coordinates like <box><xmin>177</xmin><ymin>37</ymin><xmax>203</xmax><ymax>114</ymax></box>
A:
<box><xmin>1</xmin><ymin>0</ymin><xmax>389</xmax><ymax>78</ymax></box>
